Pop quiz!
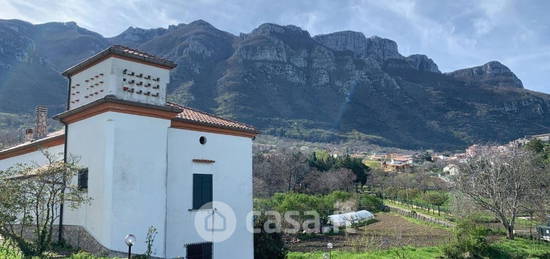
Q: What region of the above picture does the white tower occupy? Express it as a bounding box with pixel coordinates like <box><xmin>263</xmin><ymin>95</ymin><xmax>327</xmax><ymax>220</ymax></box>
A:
<box><xmin>63</xmin><ymin>45</ymin><xmax>176</xmax><ymax>109</ymax></box>
<box><xmin>58</xmin><ymin>46</ymin><xmax>181</xmax><ymax>257</ymax></box>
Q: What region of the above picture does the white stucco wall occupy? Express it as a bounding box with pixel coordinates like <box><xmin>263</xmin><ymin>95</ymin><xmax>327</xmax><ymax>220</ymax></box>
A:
<box><xmin>70</xmin><ymin>57</ymin><xmax>170</xmax><ymax>109</ymax></box>
<box><xmin>0</xmin><ymin>145</ymin><xmax>64</xmax><ymax>171</ymax></box>
<box><xmin>107</xmin><ymin>112</ymin><xmax>170</xmax><ymax>256</ymax></box>
<box><xmin>63</xmin><ymin>112</ymin><xmax>114</xmax><ymax>248</ymax></box>
<box><xmin>70</xmin><ymin>59</ymin><xmax>115</xmax><ymax>109</ymax></box>
<box><xmin>111</xmin><ymin>58</ymin><xmax>169</xmax><ymax>105</ymax></box>
<box><xmin>166</xmin><ymin>128</ymin><xmax>254</xmax><ymax>259</ymax></box>
<box><xmin>62</xmin><ymin>111</ymin><xmax>171</xmax><ymax>257</ymax></box>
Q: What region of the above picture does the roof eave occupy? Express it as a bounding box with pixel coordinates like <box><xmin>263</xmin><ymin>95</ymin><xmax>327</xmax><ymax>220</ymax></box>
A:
<box><xmin>171</xmin><ymin>117</ymin><xmax>260</xmax><ymax>137</ymax></box>
<box><xmin>0</xmin><ymin>134</ymin><xmax>65</xmax><ymax>160</ymax></box>
<box><xmin>62</xmin><ymin>46</ymin><xmax>177</xmax><ymax>77</ymax></box>
<box><xmin>54</xmin><ymin>95</ymin><xmax>183</xmax><ymax>123</ymax></box>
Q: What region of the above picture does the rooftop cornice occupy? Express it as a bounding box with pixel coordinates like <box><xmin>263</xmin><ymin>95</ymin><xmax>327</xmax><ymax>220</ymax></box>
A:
<box><xmin>62</xmin><ymin>45</ymin><xmax>177</xmax><ymax>77</ymax></box>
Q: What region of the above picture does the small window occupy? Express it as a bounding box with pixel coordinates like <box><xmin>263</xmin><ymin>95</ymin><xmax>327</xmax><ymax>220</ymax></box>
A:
<box><xmin>192</xmin><ymin>174</ymin><xmax>212</xmax><ymax>210</ymax></box>
<box><xmin>186</xmin><ymin>242</ymin><xmax>212</xmax><ymax>259</ymax></box>
<box><xmin>199</xmin><ymin>136</ymin><xmax>207</xmax><ymax>145</ymax></box>
<box><xmin>78</xmin><ymin>168</ymin><xmax>88</xmax><ymax>191</ymax></box>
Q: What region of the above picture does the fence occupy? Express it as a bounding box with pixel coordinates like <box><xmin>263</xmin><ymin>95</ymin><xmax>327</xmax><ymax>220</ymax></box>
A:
<box><xmin>386</xmin><ymin>198</ymin><xmax>451</xmax><ymax>215</ymax></box>
<box><xmin>388</xmin><ymin>205</ymin><xmax>455</xmax><ymax>228</ymax></box>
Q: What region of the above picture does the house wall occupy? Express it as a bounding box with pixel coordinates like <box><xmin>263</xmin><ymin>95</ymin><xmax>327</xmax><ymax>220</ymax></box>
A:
<box><xmin>111</xmin><ymin>58</ymin><xmax>169</xmax><ymax>106</ymax></box>
<box><xmin>62</xmin><ymin>112</ymin><xmax>114</xmax><ymax>250</ymax></box>
<box><xmin>70</xmin><ymin>58</ymin><xmax>116</xmax><ymax>109</ymax></box>
<box><xmin>62</xmin><ymin>111</ymin><xmax>171</xmax><ymax>257</ymax></box>
<box><xmin>166</xmin><ymin>128</ymin><xmax>253</xmax><ymax>259</ymax></box>
<box><xmin>70</xmin><ymin>57</ymin><xmax>170</xmax><ymax>109</ymax></box>
<box><xmin>0</xmin><ymin>145</ymin><xmax>64</xmax><ymax>171</ymax></box>
<box><xmin>107</xmin><ymin>112</ymin><xmax>170</xmax><ymax>257</ymax></box>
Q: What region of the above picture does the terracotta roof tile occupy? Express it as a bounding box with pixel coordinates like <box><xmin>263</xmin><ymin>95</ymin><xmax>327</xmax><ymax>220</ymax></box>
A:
<box><xmin>167</xmin><ymin>102</ymin><xmax>258</xmax><ymax>134</ymax></box>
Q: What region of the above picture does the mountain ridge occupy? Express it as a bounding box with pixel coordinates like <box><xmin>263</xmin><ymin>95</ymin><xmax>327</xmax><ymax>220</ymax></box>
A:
<box><xmin>0</xmin><ymin>18</ymin><xmax>548</xmax><ymax>150</ymax></box>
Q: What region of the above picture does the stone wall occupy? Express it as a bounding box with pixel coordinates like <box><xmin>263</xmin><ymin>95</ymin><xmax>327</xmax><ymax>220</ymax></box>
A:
<box><xmin>60</xmin><ymin>225</ymin><xmax>127</xmax><ymax>257</ymax></box>
<box><xmin>10</xmin><ymin>225</ymin><xmax>127</xmax><ymax>257</ymax></box>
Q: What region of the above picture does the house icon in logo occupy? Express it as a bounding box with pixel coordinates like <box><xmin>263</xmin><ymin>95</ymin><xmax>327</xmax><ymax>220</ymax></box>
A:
<box><xmin>205</xmin><ymin>209</ymin><xmax>226</xmax><ymax>232</ymax></box>
<box><xmin>194</xmin><ymin>201</ymin><xmax>236</xmax><ymax>242</ymax></box>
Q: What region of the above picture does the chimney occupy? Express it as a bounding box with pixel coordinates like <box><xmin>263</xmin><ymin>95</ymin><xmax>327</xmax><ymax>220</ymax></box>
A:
<box><xmin>24</xmin><ymin>128</ymin><xmax>34</xmax><ymax>142</ymax></box>
<box><xmin>35</xmin><ymin>106</ymin><xmax>48</xmax><ymax>139</ymax></box>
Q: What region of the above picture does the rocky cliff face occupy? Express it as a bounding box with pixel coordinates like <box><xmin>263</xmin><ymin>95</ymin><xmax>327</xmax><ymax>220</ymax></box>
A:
<box><xmin>0</xmin><ymin>19</ymin><xmax>548</xmax><ymax>150</ymax></box>
<box><xmin>109</xmin><ymin>26</ymin><xmax>168</xmax><ymax>48</ymax></box>
<box><xmin>448</xmin><ymin>61</ymin><xmax>524</xmax><ymax>89</ymax></box>
<box><xmin>313</xmin><ymin>31</ymin><xmax>402</xmax><ymax>62</ymax></box>
<box><xmin>406</xmin><ymin>54</ymin><xmax>440</xmax><ymax>73</ymax></box>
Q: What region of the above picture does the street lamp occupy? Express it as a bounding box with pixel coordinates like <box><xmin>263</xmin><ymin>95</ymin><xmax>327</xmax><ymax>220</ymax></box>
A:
<box><xmin>327</xmin><ymin>242</ymin><xmax>333</xmax><ymax>259</ymax></box>
<box><xmin>124</xmin><ymin>234</ymin><xmax>136</xmax><ymax>259</ymax></box>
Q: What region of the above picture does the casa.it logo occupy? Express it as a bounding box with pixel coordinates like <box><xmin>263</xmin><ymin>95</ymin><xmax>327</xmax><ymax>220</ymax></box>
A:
<box><xmin>194</xmin><ymin>201</ymin><xmax>236</xmax><ymax>243</ymax></box>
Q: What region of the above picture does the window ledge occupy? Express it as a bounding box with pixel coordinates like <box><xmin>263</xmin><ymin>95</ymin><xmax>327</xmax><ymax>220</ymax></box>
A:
<box><xmin>188</xmin><ymin>208</ymin><xmax>213</xmax><ymax>212</ymax></box>
<box><xmin>192</xmin><ymin>159</ymin><xmax>215</xmax><ymax>164</ymax></box>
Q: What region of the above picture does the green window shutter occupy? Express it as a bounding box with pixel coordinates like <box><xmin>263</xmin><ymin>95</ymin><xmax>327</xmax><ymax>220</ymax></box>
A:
<box><xmin>193</xmin><ymin>174</ymin><xmax>213</xmax><ymax>209</ymax></box>
<box><xmin>193</xmin><ymin>174</ymin><xmax>201</xmax><ymax>209</ymax></box>
<box><xmin>78</xmin><ymin>168</ymin><xmax>88</xmax><ymax>191</ymax></box>
<box><xmin>203</xmin><ymin>174</ymin><xmax>213</xmax><ymax>209</ymax></box>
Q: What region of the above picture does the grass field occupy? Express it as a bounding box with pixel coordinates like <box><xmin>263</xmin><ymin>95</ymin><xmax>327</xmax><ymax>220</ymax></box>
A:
<box><xmin>0</xmin><ymin>249</ymin><xmax>120</xmax><ymax>259</ymax></box>
<box><xmin>288</xmin><ymin>246</ymin><xmax>442</xmax><ymax>259</ymax></box>
<box><xmin>384</xmin><ymin>199</ymin><xmax>454</xmax><ymax>222</ymax></box>
<box><xmin>362</xmin><ymin>160</ymin><xmax>381</xmax><ymax>169</ymax></box>
<box><xmin>289</xmin><ymin>238</ymin><xmax>550</xmax><ymax>259</ymax></box>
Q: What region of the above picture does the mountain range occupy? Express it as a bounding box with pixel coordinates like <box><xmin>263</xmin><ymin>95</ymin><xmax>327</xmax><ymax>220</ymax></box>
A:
<box><xmin>0</xmin><ymin>19</ymin><xmax>549</xmax><ymax>150</ymax></box>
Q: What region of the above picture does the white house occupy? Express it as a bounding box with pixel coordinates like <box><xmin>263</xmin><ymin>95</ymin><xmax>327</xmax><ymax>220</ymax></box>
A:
<box><xmin>0</xmin><ymin>45</ymin><xmax>258</xmax><ymax>259</ymax></box>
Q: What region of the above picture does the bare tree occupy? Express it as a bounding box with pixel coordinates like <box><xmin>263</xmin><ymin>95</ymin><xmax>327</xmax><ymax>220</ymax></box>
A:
<box><xmin>0</xmin><ymin>131</ymin><xmax>20</xmax><ymax>150</ymax></box>
<box><xmin>253</xmin><ymin>151</ymin><xmax>288</xmax><ymax>197</ymax></box>
<box><xmin>279</xmin><ymin>151</ymin><xmax>310</xmax><ymax>192</ymax></box>
<box><xmin>253</xmin><ymin>150</ymin><xmax>311</xmax><ymax>196</ymax></box>
<box><xmin>303</xmin><ymin>168</ymin><xmax>355</xmax><ymax>194</ymax></box>
<box><xmin>454</xmin><ymin>145</ymin><xmax>548</xmax><ymax>239</ymax></box>
<box><xmin>0</xmin><ymin>150</ymin><xmax>89</xmax><ymax>256</ymax></box>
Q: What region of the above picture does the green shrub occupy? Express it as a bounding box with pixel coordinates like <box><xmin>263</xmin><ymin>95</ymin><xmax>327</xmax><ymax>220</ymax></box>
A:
<box><xmin>351</xmin><ymin>218</ymin><xmax>378</xmax><ymax>228</ymax></box>
<box><xmin>442</xmin><ymin>219</ymin><xmax>490</xmax><ymax>258</ymax></box>
<box><xmin>256</xmin><ymin>191</ymin><xmax>356</xmax><ymax>221</ymax></box>
<box><xmin>358</xmin><ymin>194</ymin><xmax>385</xmax><ymax>212</ymax></box>
<box><xmin>323</xmin><ymin>191</ymin><xmax>353</xmax><ymax>205</ymax></box>
<box><xmin>254</xmin><ymin>217</ymin><xmax>288</xmax><ymax>259</ymax></box>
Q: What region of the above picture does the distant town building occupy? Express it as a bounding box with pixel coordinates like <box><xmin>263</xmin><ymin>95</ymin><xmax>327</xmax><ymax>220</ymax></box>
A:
<box><xmin>529</xmin><ymin>133</ymin><xmax>550</xmax><ymax>142</ymax></box>
<box><xmin>443</xmin><ymin>164</ymin><xmax>459</xmax><ymax>176</ymax></box>
<box><xmin>368</xmin><ymin>153</ymin><xmax>414</xmax><ymax>172</ymax></box>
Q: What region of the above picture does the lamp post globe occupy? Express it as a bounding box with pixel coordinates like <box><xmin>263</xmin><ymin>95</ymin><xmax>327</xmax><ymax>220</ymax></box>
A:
<box><xmin>124</xmin><ymin>234</ymin><xmax>136</xmax><ymax>259</ymax></box>
<box><xmin>125</xmin><ymin>234</ymin><xmax>136</xmax><ymax>246</ymax></box>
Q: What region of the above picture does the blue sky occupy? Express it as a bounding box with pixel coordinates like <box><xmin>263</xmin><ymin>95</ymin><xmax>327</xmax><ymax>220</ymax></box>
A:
<box><xmin>1</xmin><ymin>0</ymin><xmax>549</xmax><ymax>93</ymax></box>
